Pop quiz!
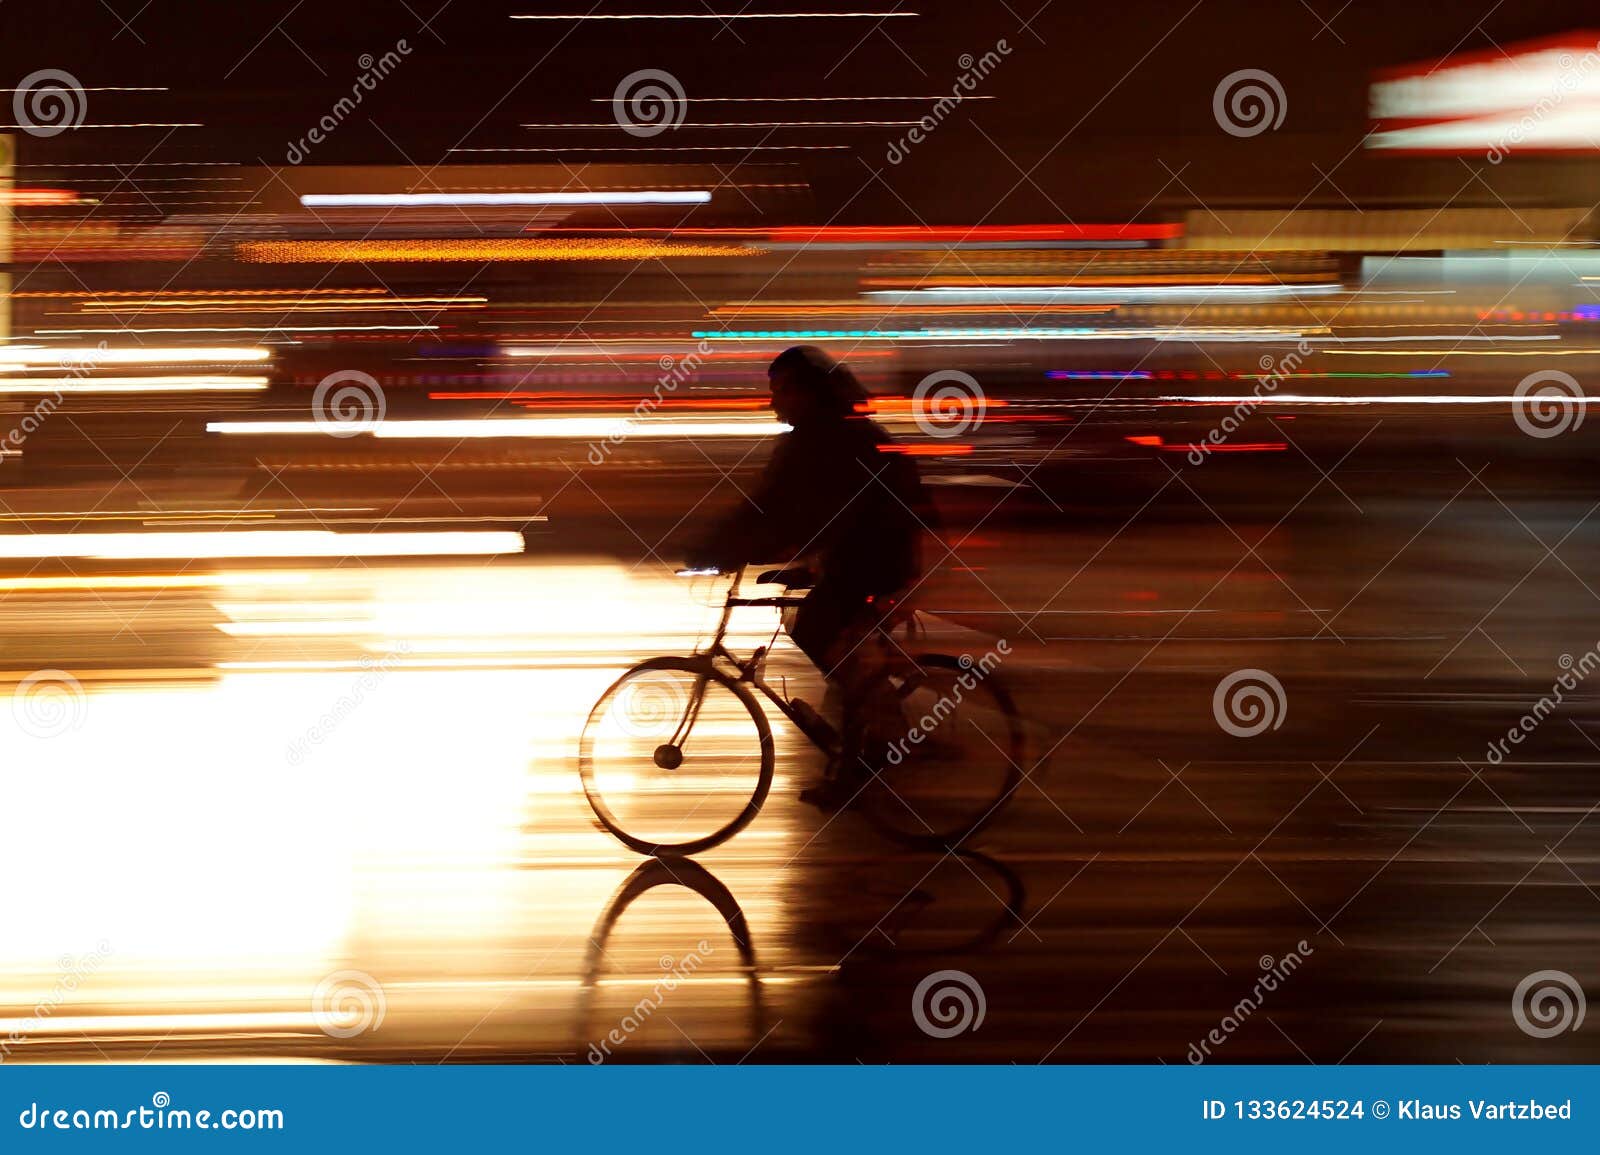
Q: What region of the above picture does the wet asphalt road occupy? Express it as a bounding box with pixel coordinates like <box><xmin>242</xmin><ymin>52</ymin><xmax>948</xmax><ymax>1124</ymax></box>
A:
<box><xmin>0</xmin><ymin>447</ymin><xmax>1597</xmax><ymax>1065</ymax></box>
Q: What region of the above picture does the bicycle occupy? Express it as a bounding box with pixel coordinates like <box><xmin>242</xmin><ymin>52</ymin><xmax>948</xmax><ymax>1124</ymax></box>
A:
<box><xmin>577</xmin><ymin>564</ymin><xmax>1025</xmax><ymax>857</ymax></box>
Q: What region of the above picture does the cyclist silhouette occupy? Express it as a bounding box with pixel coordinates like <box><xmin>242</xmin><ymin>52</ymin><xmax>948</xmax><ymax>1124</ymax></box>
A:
<box><xmin>688</xmin><ymin>345</ymin><xmax>934</xmax><ymax>808</ymax></box>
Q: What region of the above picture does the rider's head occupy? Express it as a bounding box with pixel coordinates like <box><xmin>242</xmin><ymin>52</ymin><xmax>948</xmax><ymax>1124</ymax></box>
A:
<box><xmin>767</xmin><ymin>345</ymin><xmax>867</xmax><ymax>426</ymax></box>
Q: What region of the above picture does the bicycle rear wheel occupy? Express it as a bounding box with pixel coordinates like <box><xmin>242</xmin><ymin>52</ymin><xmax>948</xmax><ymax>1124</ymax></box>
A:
<box><xmin>853</xmin><ymin>653</ymin><xmax>1024</xmax><ymax>849</ymax></box>
<box><xmin>579</xmin><ymin>657</ymin><xmax>774</xmax><ymax>857</ymax></box>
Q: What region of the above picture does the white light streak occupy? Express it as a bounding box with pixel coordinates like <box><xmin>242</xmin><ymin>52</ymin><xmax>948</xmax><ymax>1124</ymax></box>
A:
<box><xmin>299</xmin><ymin>191</ymin><xmax>710</xmax><ymax>208</ymax></box>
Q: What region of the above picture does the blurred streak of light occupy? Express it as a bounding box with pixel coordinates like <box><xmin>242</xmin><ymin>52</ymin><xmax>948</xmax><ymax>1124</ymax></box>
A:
<box><xmin>1048</xmin><ymin>370</ymin><xmax>1451</xmax><ymax>380</ymax></box>
<box><xmin>0</xmin><ymin>573</ymin><xmax>311</xmax><ymax>592</ymax></box>
<box><xmin>608</xmin><ymin>94</ymin><xmax>996</xmax><ymax>101</ymax></box>
<box><xmin>49</xmin><ymin>176</ymin><xmax>244</xmax><ymax>184</ymax></box>
<box><xmin>865</xmin><ymin>397</ymin><xmax>1010</xmax><ymax>412</ymax></box>
<box><xmin>0</xmin><ymin>561</ymin><xmax>806</xmax><ymax>1044</ymax></box>
<box><xmin>0</xmin><ymin>377</ymin><xmax>270</xmax><ymax>392</ymax></box>
<box><xmin>864</xmin><ymin>285</ymin><xmax>1342</xmax><ymax>303</ymax></box>
<box><xmin>511</xmin><ymin>9</ymin><xmax>918</xmax><ymax>17</ymax></box>
<box><xmin>55</xmin><ymin>288</ymin><xmax>386</xmax><ymax>298</ymax></box>
<box><xmin>496</xmin><ymin>345</ymin><xmax>894</xmax><ymax>358</ymax></box>
<box><xmin>451</xmin><ymin>145</ymin><xmax>850</xmax><ymax>153</ymax></box>
<box><xmin>1320</xmin><ymin>346</ymin><xmax>1587</xmax><ymax>356</ymax></box>
<box><xmin>711</xmin><ymin>303</ymin><xmax>1118</xmax><ymax>316</ymax></box>
<box><xmin>0</xmin><ymin>507</ymin><xmax>371</xmax><ymax>521</ymax></box>
<box><xmin>237</xmin><ymin>239</ymin><xmax>761</xmax><ymax>262</ymax></box>
<box><xmin>1125</xmin><ymin>434</ymin><xmax>1287</xmax><ymax>453</ymax></box>
<box><xmin>172</xmin><ymin>516</ymin><xmax>547</xmax><ymax>528</ymax></box>
<box><xmin>754</xmin><ymin>224</ymin><xmax>1182</xmax><ymax>243</ymax></box>
<box><xmin>0</xmin><ymin>121</ymin><xmax>201</xmax><ymax>129</ymax></box>
<box><xmin>429</xmin><ymin>394</ymin><xmax>770</xmax><ymax>409</ymax></box>
<box><xmin>207</xmin><ymin>418</ymin><xmax>788</xmax><ymax>440</ymax></box>
<box><xmin>523</xmin><ymin>120</ymin><xmax>924</xmax><ymax>128</ymax></box>
<box><xmin>75</xmin><ymin>295</ymin><xmax>486</xmax><ymax>308</ymax></box>
<box><xmin>0</xmin><ymin>345</ymin><xmax>270</xmax><ymax>365</ymax></box>
<box><xmin>0</xmin><ymin>532</ymin><xmax>524</xmax><ymax>560</ymax></box>
<box><xmin>299</xmin><ymin>191</ymin><xmax>709</xmax><ymax>208</ymax></box>
<box><xmin>691</xmin><ymin>327</ymin><xmax>1321</xmax><ymax>342</ymax></box>
<box><xmin>0</xmin><ymin>189</ymin><xmax>79</xmax><ymax>206</ymax></box>
<box><xmin>1296</xmin><ymin>333</ymin><xmax>1550</xmax><ymax>342</ymax></box>
<box><xmin>75</xmin><ymin>303</ymin><xmax>483</xmax><ymax>314</ymax></box>
<box><xmin>14</xmin><ymin>161</ymin><xmax>237</xmax><ymax>168</ymax></box>
<box><xmin>0</xmin><ymin>86</ymin><xmax>165</xmax><ymax>92</ymax></box>
<box><xmin>0</xmin><ymin>970</ymin><xmax>814</xmax><ymax>1037</ymax></box>
<box><xmin>37</xmin><ymin>325</ymin><xmax>439</xmax><ymax>336</ymax></box>
<box><xmin>0</xmin><ymin>1012</ymin><xmax>334</xmax><ymax>1035</ymax></box>
<box><xmin>861</xmin><ymin>274</ymin><xmax>1330</xmax><ymax>286</ymax></box>
<box><xmin>878</xmin><ymin>444</ymin><xmax>973</xmax><ymax>456</ymax></box>
<box><xmin>214</xmin><ymin>565</ymin><xmax>787</xmax><ymax>658</ymax></box>
<box><xmin>1148</xmin><ymin>394</ymin><xmax>1580</xmax><ymax>405</ymax></box>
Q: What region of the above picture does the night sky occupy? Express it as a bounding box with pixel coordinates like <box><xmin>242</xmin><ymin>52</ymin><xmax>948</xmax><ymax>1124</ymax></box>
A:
<box><xmin>7</xmin><ymin>1</ymin><xmax>1600</xmax><ymax>220</ymax></box>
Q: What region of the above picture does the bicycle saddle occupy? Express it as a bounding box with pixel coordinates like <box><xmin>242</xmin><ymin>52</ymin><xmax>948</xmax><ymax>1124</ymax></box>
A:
<box><xmin>755</xmin><ymin>566</ymin><xmax>816</xmax><ymax>590</ymax></box>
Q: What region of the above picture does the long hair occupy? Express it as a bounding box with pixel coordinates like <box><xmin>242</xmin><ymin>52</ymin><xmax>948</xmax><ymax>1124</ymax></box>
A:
<box><xmin>768</xmin><ymin>345</ymin><xmax>867</xmax><ymax>416</ymax></box>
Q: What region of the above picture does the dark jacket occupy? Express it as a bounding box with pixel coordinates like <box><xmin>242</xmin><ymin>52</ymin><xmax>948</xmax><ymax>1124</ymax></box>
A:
<box><xmin>693</xmin><ymin>414</ymin><xmax>930</xmax><ymax>596</ymax></box>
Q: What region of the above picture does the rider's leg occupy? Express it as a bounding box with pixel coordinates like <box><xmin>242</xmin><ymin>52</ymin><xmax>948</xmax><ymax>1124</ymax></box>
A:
<box><xmin>794</xmin><ymin>585</ymin><xmax>899</xmax><ymax>811</ymax></box>
<box><xmin>792</xmin><ymin>583</ymin><xmax>877</xmax><ymax>729</ymax></box>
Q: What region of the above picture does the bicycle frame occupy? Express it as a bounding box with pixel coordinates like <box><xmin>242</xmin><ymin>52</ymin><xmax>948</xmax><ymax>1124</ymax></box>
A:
<box><xmin>687</xmin><ymin>565</ymin><xmax>824</xmax><ymax>746</ymax></box>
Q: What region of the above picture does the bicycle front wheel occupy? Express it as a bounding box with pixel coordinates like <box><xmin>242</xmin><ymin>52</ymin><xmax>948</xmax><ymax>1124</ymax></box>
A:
<box><xmin>579</xmin><ymin>657</ymin><xmax>774</xmax><ymax>857</ymax></box>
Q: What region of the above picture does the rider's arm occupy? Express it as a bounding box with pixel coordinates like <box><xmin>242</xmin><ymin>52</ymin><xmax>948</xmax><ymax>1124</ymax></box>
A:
<box><xmin>684</xmin><ymin>432</ymin><xmax>804</xmax><ymax>569</ymax></box>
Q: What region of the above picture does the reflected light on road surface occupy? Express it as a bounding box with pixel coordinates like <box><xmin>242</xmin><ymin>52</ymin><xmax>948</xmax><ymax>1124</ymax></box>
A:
<box><xmin>0</xmin><ymin>561</ymin><xmax>803</xmax><ymax>1060</ymax></box>
<box><xmin>0</xmin><ymin>531</ymin><xmax>525</xmax><ymax>559</ymax></box>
